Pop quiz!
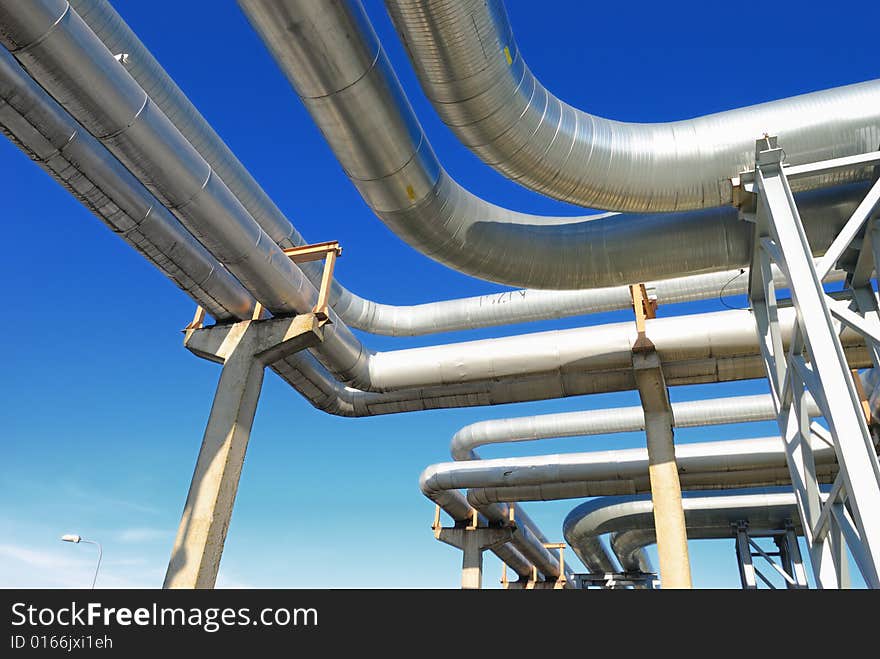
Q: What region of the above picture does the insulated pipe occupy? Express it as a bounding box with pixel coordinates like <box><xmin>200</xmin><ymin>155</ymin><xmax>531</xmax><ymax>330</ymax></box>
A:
<box><xmin>445</xmin><ymin>386</ymin><xmax>824</xmax><ymax>577</ymax></box>
<box><xmin>63</xmin><ymin>0</ymin><xmax>634</xmax><ymax>336</ymax></box>
<box><xmin>5</xmin><ymin>0</ymin><xmax>872</xmax><ymax>399</ymax></box>
<box><xmin>564</xmin><ymin>489</ymin><xmax>804</xmax><ymax>577</ymax></box>
<box><xmin>443</xmin><ymin>393</ymin><xmax>812</xmax><ymax>577</ymax></box>
<box><xmin>4</xmin><ymin>46</ymin><xmax>868</xmax><ymax>420</ymax></box>
<box><xmin>419</xmin><ymin>436</ymin><xmax>837</xmax><ymax>506</ymax></box>
<box><xmin>67</xmin><ymin>0</ymin><xmax>840</xmax><ymax>336</ymax></box>
<box><xmin>2</xmin><ymin>6</ymin><xmax>871</xmax><ymax>398</ymax></box>
<box><xmin>237</xmin><ymin>0</ymin><xmax>874</xmax><ymax>290</ymax></box>
<box><xmin>451</xmin><ymin>393</ymin><xmax>823</xmax><ymax>461</ymax></box>
<box><xmin>611</xmin><ymin>536</ymin><xmax>654</xmax><ymax>576</ymax></box>
<box><xmin>5</xmin><ymin>60</ymin><xmax>867</xmax><ymax>421</ymax></box>
<box><xmin>420</xmin><ymin>435</ymin><xmax>834</xmax><ymax>580</ymax></box>
<box><xmin>6</xmin><ymin>1</ymin><xmax>854</xmax><ymax>400</ymax></box>
<box><xmin>0</xmin><ymin>40</ymin><xmax>543</xmax><ymax>577</ymax></box>
<box><xmin>272</xmin><ymin>339</ymin><xmax>870</xmax><ymax>417</ymax></box>
<box><xmin>0</xmin><ymin>45</ymin><xmax>254</xmax><ymax>321</ymax></box>
<box><xmin>611</xmin><ymin>531</ymin><xmax>660</xmax><ymax>574</ymax></box>
<box><xmin>385</xmin><ymin>0</ymin><xmax>880</xmax><ymax>212</ymax></box>
<box><xmin>0</xmin><ymin>28</ymin><xmax>547</xmax><ymax>579</ymax></box>
<box><xmin>1</xmin><ymin>3</ymin><xmax>871</xmax><ymax>409</ymax></box>
<box><xmin>358</xmin><ymin>306</ymin><xmax>864</xmax><ymax>392</ymax></box>
<box><xmin>469</xmin><ymin>467</ymin><xmax>838</xmax><ymax>505</ymax></box>
<box><xmin>325</xmin><ymin>263</ymin><xmax>843</xmax><ymax>337</ymax></box>
<box><xmin>6</xmin><ymin>4</ymin><xmax>849</xmax><ymax>341</ymax></box>
<box><xmin>0</xmin><ymin>0</ymin><xmax>380</xmax><ymax>389</ymax></box>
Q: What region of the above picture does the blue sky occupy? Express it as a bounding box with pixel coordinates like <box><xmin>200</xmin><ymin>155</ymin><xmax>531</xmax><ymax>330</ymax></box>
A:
<box><xmin>2</xmin><ymin>0</ymin><xmax>878</xmax><ymax>589</ymax></box>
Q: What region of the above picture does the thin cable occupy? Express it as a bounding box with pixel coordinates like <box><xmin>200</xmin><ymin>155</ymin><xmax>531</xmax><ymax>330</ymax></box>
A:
<box><xmin>719</xmin><ymin>269</ymin><xmax>750</xmax><ymax>310</ymax></box>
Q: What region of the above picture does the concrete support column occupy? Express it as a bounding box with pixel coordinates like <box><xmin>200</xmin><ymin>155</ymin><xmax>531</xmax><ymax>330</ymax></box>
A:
<box><xmin>164</xmin><ymin>314</ymin><xmax>323</xmax><ymax>589</ymax></box>
<box><xmin>435</xmin><ymin>526</ymin><xmax>514</xmax><ymax>589</ymax></box>
<box><xmin>633</xmin><ymin>350</ymin><xmax>693</xmax><ymax>589</ymax></box>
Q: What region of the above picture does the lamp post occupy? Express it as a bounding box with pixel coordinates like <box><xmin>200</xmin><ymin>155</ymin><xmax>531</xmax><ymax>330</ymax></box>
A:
<box><xmin>61</xmin><ymin>534</ymin><xmax>102</xmax><ymax>589</ymax></box>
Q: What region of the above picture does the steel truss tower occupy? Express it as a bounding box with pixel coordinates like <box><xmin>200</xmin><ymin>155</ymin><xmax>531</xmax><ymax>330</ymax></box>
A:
<box><xmin>740</xmin><ymin>137</ymin><xmax>880</xmax><ymax>587</ymax></box>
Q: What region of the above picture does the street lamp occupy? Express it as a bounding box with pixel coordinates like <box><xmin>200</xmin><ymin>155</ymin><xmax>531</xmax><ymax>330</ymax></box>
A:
<box><xmin>60</xmin><ymin>534</ymin><xmax>102</xmax><ymax>589</ymax></box>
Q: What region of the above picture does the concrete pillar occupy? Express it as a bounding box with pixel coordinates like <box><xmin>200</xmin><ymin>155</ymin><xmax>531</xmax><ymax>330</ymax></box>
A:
<box><xmin>164</xmin><ymin>314</ymin><xmax>323</xmax><ymax>589</ymax></box>
<box><xmin>461</xmin><ymin>531</ymin><xmax>485</xmax><ymax>589</ymax></box>
<box><xmin>435</xmin><ymin>526</ymin><xmax>514</xmax><ymax>590</ymax></box>
<box><xmin>633</xmin><ymin>350</ymin><xmax>693</xmax><ymax>589</ymax></box>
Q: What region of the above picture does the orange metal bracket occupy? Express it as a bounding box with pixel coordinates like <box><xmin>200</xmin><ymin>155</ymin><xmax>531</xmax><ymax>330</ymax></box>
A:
<box><xmin>283</xmin><ymin>241</ymin><xmax>342</xmax><ymax>322</ymax></box>
<box><xmin>543</xmin><ymin>542</ymin><xmax>568</xmax><ymax>589</ymax></box>
<box><xmin>183</xmin><ymin>240</ymin><xmax>342</xmax><ymax>330</ymax></box>
<box><xmin>630</xmin><ymin>283</ymin><xmax>658</xmax><ymax>353</ymax></box>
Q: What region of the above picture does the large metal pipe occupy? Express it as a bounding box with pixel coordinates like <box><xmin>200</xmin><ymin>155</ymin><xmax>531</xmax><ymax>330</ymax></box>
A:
<box><xmin>67</xmin><ymin>0</ymin><xmax>828</xmax><ymax>337</ymax></box>
<box><xmin>451</xmin><ymin>393</ymin><xmax>822</xmax><ymax>461</ymax></box>
<box><xmin>0</xmin><ymin>45</ymin><xmax>254</xmax><ymax>321</ymax></box>
<box><xmin>237</xmin><ymin>0</ymin><xmax>874</xmax><ymax>290</ymax></box>
<box><xmin>564</xmin><ymin>489</ymin><xmax>803</xmax><ymax>576</ymax></box>
<box><xmin>4</xmin><ymin>3</ymin><xmax>856</xmax><ymax>386</ymax></box>
<box><xmin>356</xmin><ymin>306</ymin><xmax>865</xmax><ymax>392</ymax></box>
<box><xmin>0</xmin><ymin>23</ymin><xmax>553</xmax><ymax>577</ymax></box>
<box><xmin>442</xmin><ymin>391</ymin><xmax>811</xmax><ymax>578</ymax></box>
<box><xmin>470</xmin><ymin>467</ymin><xmax>837</xmax><ymax>505</ymax></box>
<box><xmin>4</xmin><ymin>3</ymin><xmax>872</xmax><ymax>404</ymax></box>
<box><xmin>6</xmin><ymin>53</ymin><xmax>859</xmax><ymax>427</ymax></box>
<box><xmin>1</xmin><ymin>1</ymin><xmax>837</xmax><ymax>400</ymax></box>
<box><xmin>422</xmin><ymin>435</ymin><xmax>835</xmax><ymax>579</ymax></box>
<box><xmin>3</xmin><ymin>37</ymin><xmax>846</xmax><ymax>329</ymax></box>
<box><xmin>419</xmin><ymin>436</ymin><xmax>837</xmax><ymax>507</ymax></box>
<box><xmin>322</xmin><ymin>265</ymin><xmax>840</xmax><ymax>336</ymax></box>
<box><xmin>274</xmin><ymin>333</ymin><xmax>870</xmax><ymax>417</ymax></box>
<box><xmin>0</xmin><ymin>0</ymin><xmax>383</xmax><ymax>391</ymax></box>
<box><xmin>5</xmin><ymin>3</ymin><xmax>874</xmax><ymax>401</ymax></box>
<box><xmin>58</xmin><ymin>0</ymin><xmax>628</xmax><ymax>335</ymax></box>
<box><xmin>0</xmin><ymin>3</ymin><xmax>868</xmax><ymax>422</ymax></box>
<box><xmin>4</xmin><ymin>56</ymin><xmax>867</xmax><ymax>416</ymax></box>
<box><xmin>384</xmin><ymin>0</ymin><xmax>880</xmax><ymax>213</ymax></box>
<box><xmin>4</xmin><ymin>44</ymin><xmax>868</xmax><ymax>420</ymax></box>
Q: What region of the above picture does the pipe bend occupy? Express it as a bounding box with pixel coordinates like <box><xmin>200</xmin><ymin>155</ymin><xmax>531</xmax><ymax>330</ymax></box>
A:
<box><xmin>240</xmin><ymin>0</ymin><xmax>876</xmax><ymax>289</ymax></box>
<box><xmin>384</xmin><ymin>0</ymin><xmax>880</xmax><ymax>212</ymax></box>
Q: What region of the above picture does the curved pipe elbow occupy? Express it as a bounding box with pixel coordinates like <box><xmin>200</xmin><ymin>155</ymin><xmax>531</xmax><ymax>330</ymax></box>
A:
<box><xmin>385</xmin><ymin>0</ymin><xmax>880</xmax><ymax>212</ymax></box>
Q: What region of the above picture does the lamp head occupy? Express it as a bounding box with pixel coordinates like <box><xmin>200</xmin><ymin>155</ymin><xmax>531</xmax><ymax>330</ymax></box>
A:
<box><xmin>61</xmin><ymin>534</ymin><xmax>82</xmax><ymax>544</ymax></box>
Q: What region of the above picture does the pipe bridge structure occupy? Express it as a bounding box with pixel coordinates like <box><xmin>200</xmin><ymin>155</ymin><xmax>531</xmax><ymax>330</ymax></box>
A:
<box><xmin>2</xmin><ymin>0</ymin><xmax>880</xmax><ymax>589</ymax></box>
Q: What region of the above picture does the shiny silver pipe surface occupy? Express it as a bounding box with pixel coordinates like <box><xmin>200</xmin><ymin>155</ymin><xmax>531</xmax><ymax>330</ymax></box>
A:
<box><xmin>385</xmin><ymin>0</ymin><xmax>880</xmax><ymax>212</ymax></box>
<box><xmin>418</xmin><ymin>436</ymin><xmax>837</xmax><ymax>506</ymax></box>
<box><xmin>0</xmin><ymin>45</ymin><xmax>254</xmax><ymax>321</ymax></box>
<box><xmin>70</xmin><ymin>0</ymin><xmax>814</xmax><ymax>335</ymax></box>
<box><xmin>564</xmin><ymin>489</ymin><xmax>803</xmax><ymax>575</ymax></box>
<box><xmin>451</xmin><ymin>393</ymin><xmax>821</xmax><ymax>461</ymax></box>
<box><xmin>238</xmin><ymin>0</ymin><xmax>873</xmax><ymax>289</ymax></box>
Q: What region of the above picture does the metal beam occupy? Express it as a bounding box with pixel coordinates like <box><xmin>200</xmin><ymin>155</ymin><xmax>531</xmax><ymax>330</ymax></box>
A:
<box><xmin>746</xmin><ymin>137</ymin><xmax>880</xmax><ymax>588</ymax></box>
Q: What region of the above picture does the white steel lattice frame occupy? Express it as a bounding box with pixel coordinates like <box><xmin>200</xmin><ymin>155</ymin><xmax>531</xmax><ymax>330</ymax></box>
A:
<box><xmin>739</xmin><ymin>137</ymin><xmax>880</xmax><ymax>588</ymax></box>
